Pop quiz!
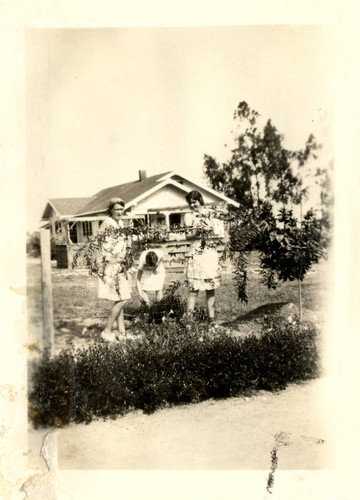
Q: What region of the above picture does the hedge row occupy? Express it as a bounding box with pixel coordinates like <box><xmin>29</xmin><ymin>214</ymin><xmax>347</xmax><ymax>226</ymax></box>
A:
<box><xmin>29</xmin><ymin>316</ymin><xmax>320</xmax><ymax>427</ymax></box>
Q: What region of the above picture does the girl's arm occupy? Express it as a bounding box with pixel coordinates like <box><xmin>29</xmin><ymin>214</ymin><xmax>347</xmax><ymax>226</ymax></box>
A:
<box><xmin>136</xmin><ymin>269</ymin><xmax>150</xmax><ymax>305</ymax></box>
<box><xmin>183</xmin><ymin>212</ymin><xmax>199</xmax><ymax>241</ymax></box>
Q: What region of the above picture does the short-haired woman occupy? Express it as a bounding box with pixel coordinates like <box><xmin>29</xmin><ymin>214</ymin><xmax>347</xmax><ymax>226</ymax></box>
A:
<box><xmin>184</xmin><ymin>190</ymin><xmax>224</xmax><ymax>324</ymax></box>
<box><xmin>98</xmin><ymin>198</ymin><xmax>131</xmax><ymax>341</ymax></box>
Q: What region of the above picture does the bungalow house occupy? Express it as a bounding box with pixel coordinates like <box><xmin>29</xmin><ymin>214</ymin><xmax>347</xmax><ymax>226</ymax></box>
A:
<box><xmin>41</xmin><ymin>170</ymin><xmax>239</xmax><ymax>268</ymax></box>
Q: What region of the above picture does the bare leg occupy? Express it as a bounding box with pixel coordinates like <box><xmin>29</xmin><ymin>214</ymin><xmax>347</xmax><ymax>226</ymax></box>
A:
<box><xmin>116</xmin><ymin>308</ymin><xmax>126</xmax><ymax>336</ymax></box>
<box><xmin>206</xmin><ymin>289</ymin><xmax>216</xmax><ymax>321</ymax></box>
<box><xmin>139</xmin><ymin>289</ymin><xmax>150</xmax><ymax>307</ymax></box>
<box><xmin>155</xmin><ymin>290</ymin><xmax>163</xmax><ymax>302</ymax></box>
<box><xmin>103</xmin><ymin>300</ymin><xmax>127</xmax><ymax>334</ymax></box>
<box><xmin>187</xmin><ymin>290</ymin><xmax>198</xmax><ymax>315</ymax></box>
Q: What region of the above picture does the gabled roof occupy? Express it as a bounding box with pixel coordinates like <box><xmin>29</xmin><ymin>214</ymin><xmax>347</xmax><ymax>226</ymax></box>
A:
<box><xmin>42</xmin><ymin>170</ymin><xmax>239</xmax><ymax>221</ymax></box>
<box><xmin>157</xmin><ymin>171</ymin><xmax>240</xmax><ymax>207</ymax></box>
<box><xmin>43</xmin><ymin>197</ymin><xmax>94</xmax><ymax>218</ymax></box>
<box><xmin>76</xmin><ymin>172</ymin><xmax>172</xmax><ymax>215</ymax></box>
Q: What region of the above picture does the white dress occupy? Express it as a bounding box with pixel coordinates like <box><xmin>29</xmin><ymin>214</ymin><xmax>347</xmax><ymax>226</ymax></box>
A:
<box><xmin>97</xmin><ymin>217</ymin><xmax>131</xmax><ymax>301</ymax></box>
<box><xmin>137</xmin><ymin>249</ymin><xmax>165</xmax><ymax>291</ymax></box>
<box><xmin>185</xmin><ymin>209</ymin><xmax>224</xmax><ymax>291</ymax></box>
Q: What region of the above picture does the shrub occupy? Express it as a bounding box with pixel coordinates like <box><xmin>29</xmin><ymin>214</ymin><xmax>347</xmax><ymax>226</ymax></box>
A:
<box><xmin>29</xmin><ymin>315</ymin><xmax>320</xmax><ymax>428</ymax></box>
<box><xmin>26</xmin><ymin>232</ymin><xmax>57</xmax><ymax>259</ymax></box>
<box><xmin>148</xmin><ymin>281</ymin><xmax>186</xmax><ymax>323</ymax></box>
<box><xmin>26</xmin><ymin>232</ymin><xmax>41</xmax><ymax>257</ymax></box>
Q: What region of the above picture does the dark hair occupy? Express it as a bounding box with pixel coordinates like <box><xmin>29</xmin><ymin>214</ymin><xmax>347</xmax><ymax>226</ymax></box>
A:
<box><xmin>185</xmin><ymin>190</ymin><xmax>204</xmax><ymax>206</ymax></box>
<box><xmin>107</xmin><ymin>197</ymin><xmax>125</xmax><ymax>215</ymax></box>
<box><xmin>145</xmin><ymin>251</ymin><xmax>159</xmax><ymax>268</ymax></box>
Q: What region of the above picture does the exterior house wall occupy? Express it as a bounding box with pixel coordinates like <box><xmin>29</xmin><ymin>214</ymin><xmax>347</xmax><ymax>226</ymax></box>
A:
<box><xmin>133</xmin><ymin>182</ymin><xmax>223</xmax><ymax>213</ymax></box>
<box><xmin>130</xmin><ymin>185</ymin><xmax>189</xmax><ymax>228</ymax></box>
<box><xmin>69</xmin><ymin>218</ymin><xmax>103</xmax><ymax>243</ymax></box>
<box><xmin>133</xmin><ymin>184</ymin><xmax>188</xmax><ymax>212</ymax></box>
<box><xmin>130</xmin><ymin>182</ymin><xmax>225</xmax><ymax>228</ymax></box>
<box><xmin>180</xmin><ymin>179</ymin><xmax>227</xmax><ymax>206</ymax></box>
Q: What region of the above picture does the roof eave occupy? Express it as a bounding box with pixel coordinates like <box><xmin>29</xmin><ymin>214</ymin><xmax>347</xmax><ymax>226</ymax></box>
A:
<box><xmin>154</xmin><ymin>170</ymin><xmax>240</xmax><ymax>208</ymax></box>
<box><xmin>169</xmin><ymin>171</ymin><xmax>240</xmax><ymax>207</ymax></box>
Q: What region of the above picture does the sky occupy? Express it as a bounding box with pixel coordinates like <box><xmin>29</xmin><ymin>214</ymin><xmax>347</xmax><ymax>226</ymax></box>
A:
<box><xmin>26</xmin><ymin>26</ymin><xmax>333</xmax><ymax>231</ymax></box>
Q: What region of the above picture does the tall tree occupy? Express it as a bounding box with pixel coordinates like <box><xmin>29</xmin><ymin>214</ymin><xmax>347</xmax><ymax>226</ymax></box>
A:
<box><xmin>204</xmin><ymin>101</ymin><xmax>319</xmax><ymax>210</ymax></box>
<box><xmin>290</xmin><ymin>133</ymin><xmax>320</xmax><ymax>219</ymax></box>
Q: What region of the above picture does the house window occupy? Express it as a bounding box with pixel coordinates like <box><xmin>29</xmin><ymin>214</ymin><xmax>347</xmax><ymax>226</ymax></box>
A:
<box><xmin>69</xmin><ymin>223</ymin><xmax>78</xmax><ymax>244</ymax></box>
<box><xmin>55</xmin><ymin>221</ymin><xmax>62</xmax><ymax>233</ymax></box>
<box><xmin>132</xmin><ymin>218</ymin><xmax>145</xmax><ymax>228</ymax></box>
<box><xmin>169</xmin><ymin>213</ymin><xmax>181</xmax><ymax>228</ymax></box>
<box><xmin>82</xmin><ymin>221</ymin><xmax>93</xmax><ymax>238</ymax></box>
<box><xmin>151</xmin><ymin>214</ymin><xmax>165</xmax><ymax>225</ymax></box>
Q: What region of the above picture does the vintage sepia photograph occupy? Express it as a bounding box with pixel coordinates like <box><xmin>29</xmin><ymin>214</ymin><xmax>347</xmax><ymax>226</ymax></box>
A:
<box><xmin>23</xmin><ymin>24</ymin><xmax>336</xmax><ymax>495</ymax></box>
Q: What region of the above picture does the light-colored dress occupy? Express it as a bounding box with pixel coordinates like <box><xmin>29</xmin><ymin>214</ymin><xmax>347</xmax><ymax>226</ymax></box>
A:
<box><xmin>185</xmin><ymin>209</ymin><xmax>224</xmax><ymax>291</ymax></box>
<box><xmin>137</xmin><ymin>249</ymin><xmax>165</xmax><ymax>291</ymax></box>
<box><xmin>97</xmin><ymin>217</ymin><xmax>131</xmax><ymax>301</ymax></box>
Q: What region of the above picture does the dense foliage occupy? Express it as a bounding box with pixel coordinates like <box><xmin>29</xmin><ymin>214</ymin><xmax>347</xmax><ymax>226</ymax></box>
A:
<box><xmin>29</xmin><ymin>314</ymin><xmax>319</xmax><ymax>428</ymax></box>
<box><xmin>132</xmin><ymin>280</ymin><xmax>187</xmax><ymax>324</ymax></box>
<box><xmin>204</xmin><ymin>100</ymin><xmax>321</xmax><ymax>210</ymax></box>
<box><xmin>26</xmin><ymin>232</ymin><xmax>41</xmax><ymax>257</ymax></box>
<box><xmin>72</xmin><ymin>224</ymin><xmax>170</xmax><ymax>272</ymax></box>
<box><xmin>220</xmin><ymin>203</ymin><xmax>327</xmax><ymax>308</ymax></box>
<box><xmin>26</xmin><ymin>231</ymin><xmax>56</xmax><ymax>259</ymax></box>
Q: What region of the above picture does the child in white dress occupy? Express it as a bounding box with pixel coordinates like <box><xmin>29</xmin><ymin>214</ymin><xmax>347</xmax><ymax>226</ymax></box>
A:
<box><xmin>136</xmin><ymin>249</ymin><xmax>165</xmax><ymax>306</ymax></box>
<box><xmin>184</xmin><ymin>190</ymin><xmax>225</xmax><ymax>324</ymax></box>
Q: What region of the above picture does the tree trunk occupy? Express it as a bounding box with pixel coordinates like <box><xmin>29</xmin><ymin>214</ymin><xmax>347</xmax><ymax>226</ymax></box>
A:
<box><xmin>254</xmin><ymin>168</ymin><xmax>261</xmax><ymax>208</ymax></box>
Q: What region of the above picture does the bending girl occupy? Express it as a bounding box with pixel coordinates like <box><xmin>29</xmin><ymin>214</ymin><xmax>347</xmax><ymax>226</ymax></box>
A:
<box><xmin>136</xmin><ymin>249</ymin><xmax>165</xmax><ymax>306</ymax></box>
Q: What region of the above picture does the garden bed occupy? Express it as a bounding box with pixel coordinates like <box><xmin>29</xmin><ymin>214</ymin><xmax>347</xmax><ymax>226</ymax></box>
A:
<box><xmin>29</xmin><ymin>314</ymin><xmax>320</xmax><ymax>428</ymax></box>
<box><xmin>27</xmin><ymin>255</ymin><xmax>329</xmax><ymax>428</ymax></box>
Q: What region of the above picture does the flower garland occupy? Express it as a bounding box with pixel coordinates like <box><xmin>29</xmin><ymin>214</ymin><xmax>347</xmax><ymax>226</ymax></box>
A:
<box><xmin>72</xmin><ymin>224</ymin><xmax>170</xmax><ymax>274</ymax></box>
<box><xmin>72</xmin><ymin>219</ymin><xmax>226</xmax><ymax>292</ymax></box>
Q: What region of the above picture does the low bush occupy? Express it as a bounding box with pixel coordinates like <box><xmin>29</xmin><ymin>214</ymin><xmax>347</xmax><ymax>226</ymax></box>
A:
<box><xmin>26</xmin><ymin>232</ymin><xmax>57</xmax><ymax>259</ymax></box>
<box><xmin>26</xmin><ymin>232</ymin><xmax>41</xmax><ymax>257</ymax></box>
<box><xmin>29</xmin><ymin>315</ymin><xmax>320</xmax><ymax>428</ymax></box>
<box><xmin>148</xmin><ymin>280</ymin><xmax>186</xmax><ymax>323</ymax></box>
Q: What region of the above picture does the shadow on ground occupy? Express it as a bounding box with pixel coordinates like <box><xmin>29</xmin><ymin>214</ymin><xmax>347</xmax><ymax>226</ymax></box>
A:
<box><xmin>223</xmin><ymin>301</ymin><xmax>289</xmax><ymax>325</ymax></box>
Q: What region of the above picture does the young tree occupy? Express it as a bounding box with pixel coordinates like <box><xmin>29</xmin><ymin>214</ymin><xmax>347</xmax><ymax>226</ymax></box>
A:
<box><xmin>258</xmin><ymin>207</ymin><xmax>326</xmax><ymax>320</ymax></box>
<box><xmin>222</xmin><ymin>203</ymin><xmax>327</xmax><ymax>319</ymax></box>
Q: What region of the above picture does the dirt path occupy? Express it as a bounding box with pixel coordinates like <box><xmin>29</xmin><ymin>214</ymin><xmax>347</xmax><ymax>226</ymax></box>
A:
<box><xmin>28</xmin><ymin>377</ymin><xmax>334</xmax><ymax>471</ymax></box>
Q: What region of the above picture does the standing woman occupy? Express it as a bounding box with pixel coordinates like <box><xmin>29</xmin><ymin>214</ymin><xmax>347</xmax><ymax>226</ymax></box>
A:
<box><xmin>98</xmin><ymin>198</ymin><xmax>131</xmax><ymax>341</ymax></box>
<box><xmin>184</xmin><ymin>190</ymin><xmax>224</xmax><ymax>324</ymax></box>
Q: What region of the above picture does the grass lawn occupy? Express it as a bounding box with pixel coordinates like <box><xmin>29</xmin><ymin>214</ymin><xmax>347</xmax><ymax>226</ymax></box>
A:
<box><xmin>26</xmin><ymin>252</ymin><xmax>331</xmax><ymax>354</ymax></box>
